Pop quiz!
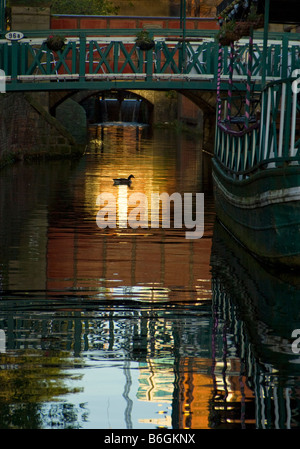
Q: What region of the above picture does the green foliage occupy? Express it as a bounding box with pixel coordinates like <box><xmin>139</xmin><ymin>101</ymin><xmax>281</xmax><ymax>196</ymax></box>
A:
<box><xmin>135</xmin><ymin>29</ymin><xmax>155</xmax><ymax>50</ymax></box>
<box><xmin>51</xmin><ymin>0</ymin><xmax>119</xmax><ymax>15</ymax></box>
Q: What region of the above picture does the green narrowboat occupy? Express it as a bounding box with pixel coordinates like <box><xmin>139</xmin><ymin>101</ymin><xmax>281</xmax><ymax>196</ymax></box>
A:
<box><xmin>213</xmin><ymin>0</ymin><xmax>300</xmax><ymax>267</ymax></box>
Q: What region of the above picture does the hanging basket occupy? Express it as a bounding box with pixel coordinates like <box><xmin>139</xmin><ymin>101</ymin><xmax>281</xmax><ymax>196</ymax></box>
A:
<box><xmin>236</xmin><ymin>16</ymin><xmax>264</xmax><ymax>38</ymax></box>
<box><xmin>136</xmin><ymin>39</ymin><xmax>155</xmax><ymax>51</ymax></box>
<box><xmin>218</xmin><ymin>30</ymin><xmax>240</xmax><ymax>46</ymax></box>
<box><xmin>135</xmin><ymin>29</ymin><xmax>155</xmax><ymax>51</ymax></box>
<box><xmin>45</xmin><ymin>35</ymin><xmax>66</xmax><ymax>52</ymax></box>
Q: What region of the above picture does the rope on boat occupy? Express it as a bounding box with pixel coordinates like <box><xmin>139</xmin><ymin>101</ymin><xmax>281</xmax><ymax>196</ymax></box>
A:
<box><xmin>217</xmin><ymin>43</ymin><xmax>223</xmax><ymax>122</ymax></box>
<box><xmin>245</xmin><ymin>29</ymin><xmax>254</xmax><ymax>128</ymax></box>
<box><xmin>227</xmin><ymin>41</ymin><xmax>234</xmax><ymax>121</ymax></box>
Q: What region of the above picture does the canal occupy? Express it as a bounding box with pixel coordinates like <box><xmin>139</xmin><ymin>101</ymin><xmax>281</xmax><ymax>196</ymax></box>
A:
<box><xmin>0</xmin><ymin>125</ymin><xmax>299</xmax><ymax>429</ymax></box>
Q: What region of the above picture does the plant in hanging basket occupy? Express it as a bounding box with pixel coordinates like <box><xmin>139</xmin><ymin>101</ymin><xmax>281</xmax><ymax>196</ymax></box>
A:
<box><xmin>45</xmin><ymin>34</ymin><xmax>66</xmax><ymax>52</ymax></box>
<box><xmin>236</xmin><ymin>21</ymin><xmax>252</xmax><ymax>38</ymax></box>
<box><xmin>235</xmin><ymin>5</ymin><xmax>264</xmax><ymax>38</ymax></box>
<box><xmin>135</xmin><ymin>29</ymin><xmax>155</xmax><ymax>51</ymax></box>
<box><xmin>216</xmin><ymin>21</ymin><xmax>240</xmax><ymax>46</ymax></box>
<box><xmin>247</xmin><ymin>4</ymin><xmax>264</xmax><ymax>29</ymax></box>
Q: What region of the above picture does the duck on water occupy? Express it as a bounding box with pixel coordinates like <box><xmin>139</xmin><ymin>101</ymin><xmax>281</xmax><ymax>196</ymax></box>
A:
<box><xmin>113</xmin><ymin>175</ymin><xmax>135</xmax><ymax>185</ymax></box>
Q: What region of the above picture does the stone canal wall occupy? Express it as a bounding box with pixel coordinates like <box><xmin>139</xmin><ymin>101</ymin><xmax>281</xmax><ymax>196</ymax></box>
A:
<box><xmin>0</xmin><ymin>92</ymin><xmax>85</xmax><ymax>168</ymax></box>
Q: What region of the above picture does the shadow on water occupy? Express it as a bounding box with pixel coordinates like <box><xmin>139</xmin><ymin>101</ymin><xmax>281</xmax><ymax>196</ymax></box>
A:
<box><xmin>0</xmin><ymin>125</ymin><xmax>299</xmax><ymax>429</ymax></box>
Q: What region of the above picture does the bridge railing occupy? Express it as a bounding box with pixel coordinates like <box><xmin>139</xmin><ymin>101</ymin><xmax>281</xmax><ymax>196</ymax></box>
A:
<box><xmin>0</xmin><ymin>30</ymin><xmax>300</xmax><ymax>90</ymax></box>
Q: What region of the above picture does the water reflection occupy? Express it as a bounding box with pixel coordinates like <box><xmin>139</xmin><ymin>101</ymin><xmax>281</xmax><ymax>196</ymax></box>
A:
<box><xmin>210</xmin><ymin>221</ymin><xmax>300</xmax><ymax>429</ymax></box>
<box><xmin>0</xmin><ymin>126</ymin><xmax>299</xmax><ymax>429</ymax></box>
<box><xmin>0</xmin><ymin>128</ymin><xmax>215</xmax><ymax>429</ymax></box>
<box><xmin>0</xmin><ymin>304</ymin><xmax>214</xmax><ymax>428</ymax></box>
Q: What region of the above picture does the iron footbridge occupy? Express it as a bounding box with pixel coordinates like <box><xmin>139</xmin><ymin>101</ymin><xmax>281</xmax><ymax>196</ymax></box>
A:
<box><xmin>1</xmin><ymin>29</ymin><xmax>299</xmax><ymax>92</ymax></box>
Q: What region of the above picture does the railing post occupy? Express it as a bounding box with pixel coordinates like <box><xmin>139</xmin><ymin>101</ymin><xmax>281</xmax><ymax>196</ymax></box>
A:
<box><xmin>281</xmin><ymin>33</ymin><xmax>289</xmax><ymax>78</ymax></box>
<box><xmin>290</xmin><ymin>86</ymin><xmax>297</xmax><ymax>157</ymax></box>
<box><xmin>180</xmin><ymin>0</ymin><xmax>187</xmax><ymax>73</ymax></box>
<box><xmin>146</xmin><ymin>48</ymin><xmax>153</xmax><ymax>81</ymax></box>
<box><xmin>11</xmin><ymin>41</ymin><xmax>19</xmax><ymax>83</ymax></box>
<box><xmin>2</xmin><ymin>41</ymin><xmax>8</xmax><ymax>76</ymax></box>
<box><xmin>137</xmin><ymin>48</ymin><xmax>143</xmax><ymax>73</ymax></box>
<box><xmin>283</xmin><ymin>80</ymin><xmax>292</xmax><ymax>157</ymax></box>
<box><xmin>113</xmin><ymin>41</ymin><xmax>119</xmax><ymax>72</ymax></box>
<box><xmin>20</xmin><ymin>41</ymin><xmax>27</xmax><ymax>75</ymax></box>
<box><xmin>259</xmin><ymin>89</ymin><xmax>267</xmax><ymax>161</ymax></box>
<box><xmin>79</xmin><ymin>32</ymin><xmax>86</xmax><ymax>80</ymax></box>
<box><xmin>0</xmin><ymin>0</ymin><xmax>5</xmax><ymax>36</ymax></box>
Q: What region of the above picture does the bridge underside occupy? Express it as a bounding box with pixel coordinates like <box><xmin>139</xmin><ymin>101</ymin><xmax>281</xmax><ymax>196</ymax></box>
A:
<box><xmin>5</xmin><ymin>77</ymin><xmax>230</xmax><ymax>93</ymax></box>
<box><xmin>48</xmin><ymin>86</ymin><xmax>217</xmax><ymax>112</ymax></box>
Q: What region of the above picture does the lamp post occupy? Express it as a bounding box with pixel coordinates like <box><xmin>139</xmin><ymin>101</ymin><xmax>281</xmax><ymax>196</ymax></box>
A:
<box><xmin>180</xmin><ymin>0</ymin><xmax>187</xmax><ymax>72</ymax></box>
<box><xmin>180</xmin><ymin>0</ymin><xmax>187</xmax><ymax>39</ymax></box>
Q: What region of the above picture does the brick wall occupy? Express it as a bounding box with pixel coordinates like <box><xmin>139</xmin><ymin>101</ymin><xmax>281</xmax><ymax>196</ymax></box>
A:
<box><xmin>50</xmin><ymin>15</ymin><xmax>218</xmax><ymax>31</ymax></box>
<box><xmin>0</xmin><ymin>92</ymin><xmax>85</xmax><ymax>167</ymax></box>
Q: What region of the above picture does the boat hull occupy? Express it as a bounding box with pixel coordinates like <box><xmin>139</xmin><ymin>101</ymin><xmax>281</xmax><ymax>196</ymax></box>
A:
<box><xmin>212</xmin><ymin>158</ymin><xmax>300</xmax><ymax>268</ymax></box>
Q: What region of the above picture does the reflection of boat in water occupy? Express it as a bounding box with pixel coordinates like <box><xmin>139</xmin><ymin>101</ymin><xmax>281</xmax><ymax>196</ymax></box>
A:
<box><xmin>210</xmin><ymin>220</ymin><xmax>300</xmax><ymax>428</ymax></box>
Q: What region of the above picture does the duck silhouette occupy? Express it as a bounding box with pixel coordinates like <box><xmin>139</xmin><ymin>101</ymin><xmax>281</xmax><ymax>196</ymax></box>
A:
<box><xmin>113</xmin><ymin>174</ymin><xmax>135</xmax><ymax>185</ymax></box>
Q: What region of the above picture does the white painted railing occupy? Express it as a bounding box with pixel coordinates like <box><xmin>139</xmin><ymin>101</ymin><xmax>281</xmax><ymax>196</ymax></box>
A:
<box><xmin>214</xmin><ymin>77</ymin><xmax>300</xmax><ymax>177</ymax></box>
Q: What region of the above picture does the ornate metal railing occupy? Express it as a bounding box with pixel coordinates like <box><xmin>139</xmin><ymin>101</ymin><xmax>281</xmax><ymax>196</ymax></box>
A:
<box><xmin>0</xmin><ymin>30</ymin><xmax>299</xmax><ymax>91</ymax></box>
<box><xmin>214</xmin><ymin>77</ymin><xmax>300</xmax><ymax>177</ymax></box>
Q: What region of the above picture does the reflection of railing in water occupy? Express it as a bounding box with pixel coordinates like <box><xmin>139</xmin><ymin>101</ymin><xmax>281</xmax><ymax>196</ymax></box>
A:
<box><xmin>0</xmin><ymin>303</ymin><xmax>213</xmax><ymax>429</ymax></box>
<box><xmin>210</xmin><ymin>222</ymin><xmax>300</xmax><ymax>429</ymax></box>
<box><xmin>211</xmin><ymin>276</ymin><xmax>299</xmax><ymax>429</ymax></box>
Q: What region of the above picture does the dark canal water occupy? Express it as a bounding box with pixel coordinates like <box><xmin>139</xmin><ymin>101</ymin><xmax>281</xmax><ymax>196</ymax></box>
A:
<box><xmin>0</xmin><ymin>125</ymin><xmax>299</xmax><ymax>429</ymax></box>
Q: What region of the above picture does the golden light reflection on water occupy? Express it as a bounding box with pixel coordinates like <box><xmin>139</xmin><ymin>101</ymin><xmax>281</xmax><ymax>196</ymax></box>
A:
<box><xmin>1</xmin><ymin>123</ymin><xmax>298</xmax><ymax>429</ymax></box>
<box><xmin>46</xmin><ymin>124</ymin><xmax>214</xmax><ymax>305</ymax></box>
<box><xmin>0</xmin><ymin>125</ymin><xmax>218</xmax><ymax>429</ymax></box>
<box><xmin>45</xmin><ymin>126</ymin><xmax>215</xmax><ymax>427</ymax></box>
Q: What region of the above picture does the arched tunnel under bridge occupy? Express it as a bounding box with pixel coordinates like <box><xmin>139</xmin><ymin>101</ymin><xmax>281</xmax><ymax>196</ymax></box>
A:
<box><xmin>49</xmin><ymin>89</ymin><xmax>217</xmax><ymax>150</ymax></box>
